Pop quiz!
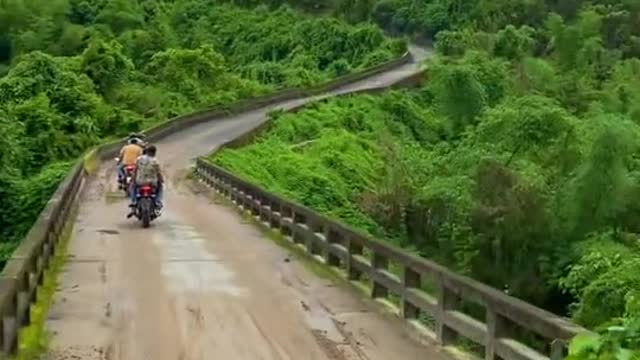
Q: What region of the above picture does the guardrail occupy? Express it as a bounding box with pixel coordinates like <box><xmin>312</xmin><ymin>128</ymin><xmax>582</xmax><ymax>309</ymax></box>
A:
<box><xmin>0</xmin><ymin>51</ymin><xmax>414</xmax><ymax>357</ymax></box>
<box><xmin>0</xmin><ymin>161</ymin><xmax>85</xmax><ymax>355</ymax></box>
<box><xmin>195</xmin><ymin>160</ymin><xmax>587</xmax><ymax>360</ymax></box>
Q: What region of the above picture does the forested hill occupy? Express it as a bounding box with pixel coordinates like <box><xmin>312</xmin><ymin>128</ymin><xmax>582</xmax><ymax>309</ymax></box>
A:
<box><xmin>212</xmin><ymin>0</ymin><xmax>640</xmax><ymax>355</ymax></box>
<box><xmin>256</xmin><ymin>0</ymin><xmax>640</xmax><ymax>55</ymax></box>
<box><xmin>0</xmin><ymin>0</ymin><xmax>405</xmax><ymax>261</ymax></box>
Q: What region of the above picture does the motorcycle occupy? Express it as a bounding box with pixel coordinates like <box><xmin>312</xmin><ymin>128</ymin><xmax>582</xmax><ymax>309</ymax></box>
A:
<box><xmin>115</xmin><ymin>158</ymin><xmax>136</xmax><ymax>195</ymax></box>
<box><xmin>133</xmin><ymin>184</ymin><xmax>159</xmax><ymax>228</ymax></box>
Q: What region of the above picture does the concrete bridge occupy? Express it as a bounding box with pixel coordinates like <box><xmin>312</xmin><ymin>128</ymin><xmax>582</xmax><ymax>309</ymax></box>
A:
<box><xmin>0</xmin><ymin>45</ymin><xmax>585</xmax><ymax>360</ymax></box>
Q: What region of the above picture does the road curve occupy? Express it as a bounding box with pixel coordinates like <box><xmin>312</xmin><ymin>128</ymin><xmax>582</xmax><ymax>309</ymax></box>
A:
<box><xmin>45</xmin><ymin>47</ymin><xmax>451</xmax><ymax>360</ymax></box>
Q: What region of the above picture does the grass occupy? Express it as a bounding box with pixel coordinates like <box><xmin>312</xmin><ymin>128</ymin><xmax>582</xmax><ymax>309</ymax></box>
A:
<box><xmin>12</xmin><ymin>207</ymin><xmax>76</xmax><ymax>360</ymax></box>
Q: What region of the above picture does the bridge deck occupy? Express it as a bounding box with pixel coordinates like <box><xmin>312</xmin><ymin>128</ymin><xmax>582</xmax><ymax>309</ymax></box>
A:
<box><xmin>45</xmin><ymin>48</ymin><xmax>452</xmax><ymax>360</ymax></box>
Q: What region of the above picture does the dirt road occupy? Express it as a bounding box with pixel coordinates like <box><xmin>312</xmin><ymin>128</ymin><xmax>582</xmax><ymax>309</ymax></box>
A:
<box><xmin>45</xmin><ymin>47</ymin><xmax>451</xmax><ymax>360</ymax></box>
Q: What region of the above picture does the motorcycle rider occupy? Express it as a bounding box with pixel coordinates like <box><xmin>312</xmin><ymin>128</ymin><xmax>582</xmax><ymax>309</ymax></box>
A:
<box><xmin>117</xmin><ymin>137</ymin><xmax>143</xmax><ymax>185</ymax></box>
<box><xmin>128</xmin><ymin>144</ymin><xmax>163</xmax><ymax>217</ymax></box>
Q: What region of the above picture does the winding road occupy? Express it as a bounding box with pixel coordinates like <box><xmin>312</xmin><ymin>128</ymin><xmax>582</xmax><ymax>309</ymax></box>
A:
<box><xmin>45</xmin><ymin>45</ymin><xmax>451</xmax><ymax>360</ymax></box>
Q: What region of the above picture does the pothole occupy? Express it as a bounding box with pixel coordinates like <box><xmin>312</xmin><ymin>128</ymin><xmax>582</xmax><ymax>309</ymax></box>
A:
<box><xmin>96</xmin><ymin>229</ymin><xmax>120</xmax><ymax>235</ymax></box>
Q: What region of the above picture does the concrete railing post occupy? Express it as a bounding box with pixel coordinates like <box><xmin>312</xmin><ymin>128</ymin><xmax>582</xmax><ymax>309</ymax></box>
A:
<box><xmin>371</xmin><ymin>253</ymin><xmax>389</xmax><ymax>299</ymax></box>
<box><xmin>292</xmin><ymin>212</ymin><xmax>306</xmax><ymax>245</ymax></box>
<box><xmin>550</xmin><ymin>339</ymin><xmax>566</xmax><ymax>360</ymax></box>
<box><xmin>485</xmin><ymin>307</ymin><xmax>506</xmax><ymax>360</ymax></box>
<box><xmin>402</xmin><ymin>268</ymin><xmax>420</xmax><ymax>319</ymax></box>
<box><xmin>436</xmin><ymin>282</ymin><xmax>458</xmax><ymax>345</ymax></box>
<box><xmin>347</xmin><ymin>239</ymin><xmax>363</xmax><ymax>281</ymax></box>
<box><xmin>326</xmin><ymin>230</ymin><xmax>342</xmax><ymax>267</ymax></box>
<box><xmin>269</xmin><ymin>200</ymin><xmax>281</xmax><ymax>230</ymax></box>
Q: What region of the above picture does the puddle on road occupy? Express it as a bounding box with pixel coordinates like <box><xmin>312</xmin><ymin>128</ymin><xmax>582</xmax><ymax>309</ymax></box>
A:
<box><xmin>152</xmin><ymin>219</ymin><xmax>247</xmax><ymax>297</ymax></box>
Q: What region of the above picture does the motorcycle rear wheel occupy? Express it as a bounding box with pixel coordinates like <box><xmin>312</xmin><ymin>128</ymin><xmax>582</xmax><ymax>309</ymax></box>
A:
<box><xmin>139</xmin><ymin>198</ymin><xmax>152</xmax><ymax>228</ymax></box>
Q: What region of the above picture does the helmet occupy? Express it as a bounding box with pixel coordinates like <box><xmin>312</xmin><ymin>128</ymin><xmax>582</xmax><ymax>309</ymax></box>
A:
<box><xmin>128</xmin><ymin>132</ymin><xmax>145</xmax><ymax>140</ymax></box>
<box><xmin>127</xmin><ymin>132</ymin><xmax>145</xmax><ymax>145</ymax></box>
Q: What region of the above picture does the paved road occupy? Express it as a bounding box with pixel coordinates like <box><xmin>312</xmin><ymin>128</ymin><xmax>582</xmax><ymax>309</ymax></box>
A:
<box><xmin>45</xmin><ymin>46</ymin><xmax>451</xmax><ymax>360</ymax></box>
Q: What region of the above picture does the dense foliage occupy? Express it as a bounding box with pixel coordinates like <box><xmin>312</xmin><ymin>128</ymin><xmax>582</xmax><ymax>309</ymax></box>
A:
<box><xmin>264</xmin><ymin>0</ymin><xmax>640</xmax><ymax>59</ymax></box>
<box><xmin>214</xmin><ymin>0</ymin><xmax>640</xmax><ymax>351</ymax></box>
<box><xmin>0</xmin><ymin>0</ymin><xmax>403</xmax><ymax>265</ymax></box>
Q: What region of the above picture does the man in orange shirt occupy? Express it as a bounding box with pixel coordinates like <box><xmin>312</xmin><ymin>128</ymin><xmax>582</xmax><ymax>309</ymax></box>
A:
<box><xmin>117</xmin><ymin>138</ymin><xmax>143</xmax><ymax>185</ymax></box>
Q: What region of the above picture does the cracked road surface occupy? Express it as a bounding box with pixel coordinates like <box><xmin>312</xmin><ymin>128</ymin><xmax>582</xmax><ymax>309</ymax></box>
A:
<box><xmin>46</xmin><ymin>46</ymin><xmax>452</xmax><ymax>360</ymax></box>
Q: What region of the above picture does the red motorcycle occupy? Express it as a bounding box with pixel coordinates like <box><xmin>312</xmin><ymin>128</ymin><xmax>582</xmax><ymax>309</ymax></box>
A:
<box><xmin>134</xmin><ymin>185</ymin><xmax>158</xmax><ymax>228</ymax></box>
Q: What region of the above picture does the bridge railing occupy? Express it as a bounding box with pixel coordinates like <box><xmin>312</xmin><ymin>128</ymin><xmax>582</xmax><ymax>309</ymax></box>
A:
<box><xmin>196</xmin><ymin>91</ymin><xmax>589</xmax><ymax>360</ymax></box>
<box><xmin>0</xmin><ymin>51</ymin><xmax>415</xmax><ymax>357</ymax></box>
<box><xmin>0</xmin><ymin>160</ymin><xmax>85</xmax><ymax>356</ymax></box>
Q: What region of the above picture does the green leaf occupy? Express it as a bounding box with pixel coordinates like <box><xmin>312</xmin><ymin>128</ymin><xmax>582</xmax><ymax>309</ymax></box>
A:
<box><xmin>569</xmin><ymin>333</ymin><xmax>603</xmax><ymax>355</ymax></box>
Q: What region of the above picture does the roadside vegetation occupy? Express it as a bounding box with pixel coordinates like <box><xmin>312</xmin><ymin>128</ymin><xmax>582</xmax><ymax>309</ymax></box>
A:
<box><xmin>213</xmin><ymin>0</ymin><xmax>640</xmax><ymax>354</ymax></box>
<box><xmin>0</xmin><ymin>0</ymin><xmax>404</xmax><ymax>265</ymax></box>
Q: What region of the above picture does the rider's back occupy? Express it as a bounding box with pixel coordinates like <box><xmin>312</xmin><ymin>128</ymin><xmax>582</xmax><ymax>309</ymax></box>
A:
<box><xmin>121</xmin><ymin>144</ymin><xmax>143</xmax><ymax>165</ymax></box>
<box><xmin>135</xmin><ymin>155</ymin><xmax>160</xmax><ymax>186</ymax></box>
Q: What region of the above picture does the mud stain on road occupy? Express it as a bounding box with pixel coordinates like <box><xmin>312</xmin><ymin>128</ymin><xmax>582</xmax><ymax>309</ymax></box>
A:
<box><xmin>299</xmin><ymin>291</ymin><xmax>370</xmax><ymax>360</ymax></box>
<box><xmin>153</xmin><ymin>219</ymin><xmax>247</xmax><ymax>297</ymax></box>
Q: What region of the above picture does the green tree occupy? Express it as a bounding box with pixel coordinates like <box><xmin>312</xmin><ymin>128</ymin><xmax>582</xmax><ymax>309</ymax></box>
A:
<box><xmin>431</xmin><ymin>62</ymin><xmax>487</xmax><ymax>136</ymax></box>
<box><xmin>80</xmin><ymin>38</ymin><xmax>133</xmax><ymax>95</ymax></box>
<box><xmin>94</xmin><ymin>0</ymin><xmax>144</xmax><ymax>34</ymax></box>
<box><xmin>494</xmin><ymin>25</ymin><xmax>535</xmax><ymax>60</ymax></box>
<box><xmin>567</xmin><ymin>118</ymin><xmax>635</xmax><ymax>238</ymax></box>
